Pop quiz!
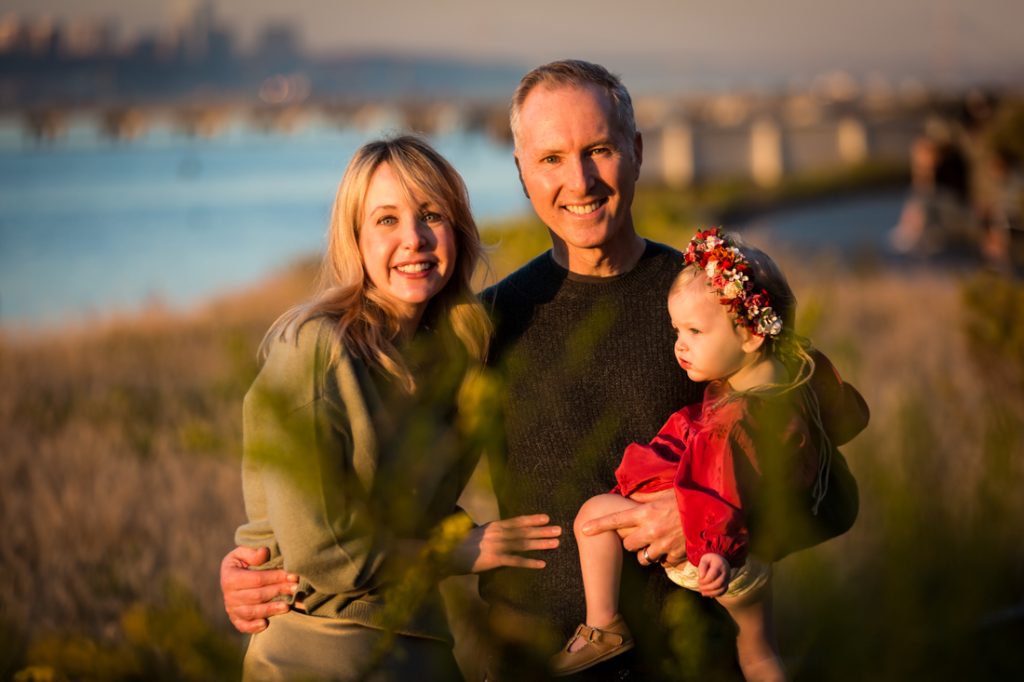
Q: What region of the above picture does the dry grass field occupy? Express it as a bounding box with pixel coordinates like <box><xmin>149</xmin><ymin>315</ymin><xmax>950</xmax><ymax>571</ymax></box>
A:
<box><xmin>2</xmin><ymin>212</ymin><xmax>1023</xmax><ymax>680</ymax></box>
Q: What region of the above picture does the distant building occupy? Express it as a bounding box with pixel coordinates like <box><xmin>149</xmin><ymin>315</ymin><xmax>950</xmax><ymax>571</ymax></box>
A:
<box><xmin>254</xmin><ymin>22</ymin><xmax>301</xmax><ymax>66</ymax></box>
<box><xmin>173</xmin><ymin>0</ymin><xmax>215</xmax><ymax>60</ymax></box>
<box><xmin>0</xmin><ymin>14</ymin><xmax>24</xmax><ymax>53</ymax></box>
<box><xmin>59</xmin><ymin>18</ymin><xmax>117</xmax><ymax>57</ymax></box>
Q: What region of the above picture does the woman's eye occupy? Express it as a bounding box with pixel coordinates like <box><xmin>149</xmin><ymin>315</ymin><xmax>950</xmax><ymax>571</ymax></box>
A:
<box><xmin>422</xmin><ymin>212</ymin><xmax>443</xmax><ymax>223</ymax></box>
<box><xmin>377</xmin><ymin>215</ymin><xmax>397</xmax><ymax>226</ymax></box>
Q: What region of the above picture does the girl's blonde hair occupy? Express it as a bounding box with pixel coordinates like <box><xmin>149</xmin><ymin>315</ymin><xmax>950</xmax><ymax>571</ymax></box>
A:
<box><xmin>262</xmin><ymin>135</ymin><xmax>491</xmax><ymax>391</ymax></box>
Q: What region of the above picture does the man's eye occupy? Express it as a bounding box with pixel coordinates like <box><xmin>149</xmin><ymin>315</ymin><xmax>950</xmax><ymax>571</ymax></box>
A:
<box><xmin>541</xmin><ymin>155</ymin><xmax>559</xmax><ymax>164</ymax></box>
<box><xmin>590</xmin><ymin>147</ymin><xmax>612</xmax><ymax>157</ymax></box>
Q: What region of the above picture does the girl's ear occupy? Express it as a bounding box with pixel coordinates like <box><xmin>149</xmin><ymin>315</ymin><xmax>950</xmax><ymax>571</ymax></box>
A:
<box><xmin>740</xmin><ymin>327</ymin><xmax>766</xmax><ymax>354</ymax></box>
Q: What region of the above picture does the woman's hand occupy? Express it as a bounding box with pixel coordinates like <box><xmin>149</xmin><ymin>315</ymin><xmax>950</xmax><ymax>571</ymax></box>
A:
<box><xmin>697</xmin><ymin>553</ymin><xmax>731</xmax><ymax>598</ymax></box>
<box><xmin>450</xmin><ymin>514</ymin><xmax>561</xmax><ymax>574</ymax></box>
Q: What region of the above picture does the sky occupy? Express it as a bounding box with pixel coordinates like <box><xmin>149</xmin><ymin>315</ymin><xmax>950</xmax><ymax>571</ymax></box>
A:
<box><xmin>7</xmin><ymin>0</ymin><xmax>1024</xmax><ymax>92</ymax></box>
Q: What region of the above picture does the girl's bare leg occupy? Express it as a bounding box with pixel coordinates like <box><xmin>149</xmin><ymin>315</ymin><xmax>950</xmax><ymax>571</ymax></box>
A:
<box><xmin>569</xmin><ymin>493</ymin><xmax>642</xmax><ymax>651</ymax></box>
<box><xmin>718</xmin><ymin>582</ymin><xmax>786</xmax><ymax>682</ymax></box>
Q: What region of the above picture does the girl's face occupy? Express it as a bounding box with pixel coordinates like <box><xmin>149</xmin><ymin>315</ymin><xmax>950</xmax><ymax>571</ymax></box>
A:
<box><xmin>668</xmin><ymin>276</ymin><xmax>762</xmax><ymax>387</ymax></box>
<box><xmin>358</xmin><ymin>162</ymin><xmax>457</xmax><ymax>329</ymax></box>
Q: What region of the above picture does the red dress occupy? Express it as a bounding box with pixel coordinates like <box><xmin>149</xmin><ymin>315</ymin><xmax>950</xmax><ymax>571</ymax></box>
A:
<box><xmin>612</xmin><ymin>351</ymin><xmax>868</xmax><ymax>568</ymax></box>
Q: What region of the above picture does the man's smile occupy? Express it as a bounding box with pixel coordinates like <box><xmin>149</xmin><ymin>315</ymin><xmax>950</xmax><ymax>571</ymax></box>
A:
<box><xmin>563</xmin><ymin>198</ymin><xmax>607</xmax><ymax>216</ymax></box>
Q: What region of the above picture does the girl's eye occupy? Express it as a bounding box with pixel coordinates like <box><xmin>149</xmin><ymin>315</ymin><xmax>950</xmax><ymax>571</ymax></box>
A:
<box><xmin>689</xmin><ymin>328</ymin><xmax>701</xmax><ymax>335</ymax></box>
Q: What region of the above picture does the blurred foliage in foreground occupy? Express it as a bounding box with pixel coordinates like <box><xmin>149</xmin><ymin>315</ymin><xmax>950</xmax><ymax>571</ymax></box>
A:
<box><xmin>2</xmin><ymin>170</ymin><xmax>1023</xmax><ymax>679</ymax></box>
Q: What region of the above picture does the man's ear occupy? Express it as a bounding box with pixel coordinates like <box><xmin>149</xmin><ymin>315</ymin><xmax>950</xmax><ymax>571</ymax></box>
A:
<box><xmin>633</xmin><ymin>132</ymin><xmax>643</xmax><ymax>178</ymax></box>
<box><xmin>514</xmin><ymin>155</ymin><xmax>529</xmax><ymax>199</ymax></box>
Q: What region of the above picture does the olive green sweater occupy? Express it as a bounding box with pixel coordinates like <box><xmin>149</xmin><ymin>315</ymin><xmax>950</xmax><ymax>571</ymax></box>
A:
<box><xmin>235</xmin><ymin>316</ymin><xmax>474</xmax><ymax>643</ymax></box>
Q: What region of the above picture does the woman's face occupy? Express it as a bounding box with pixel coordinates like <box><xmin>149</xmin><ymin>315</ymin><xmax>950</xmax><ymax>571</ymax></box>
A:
<box><xmin>358</xmin><ymin>162</ymin><xmax>457</xmax><ymax>329</ymax></box>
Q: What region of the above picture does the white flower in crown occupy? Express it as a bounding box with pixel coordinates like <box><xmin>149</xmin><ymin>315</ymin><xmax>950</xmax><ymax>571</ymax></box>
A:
<box><xmin>705</xmin><ymin>259</ymin><xmax>719</xmax><ymax>279</ymax></box>
<box><xmin>704</xmin><ymin>235</ymin><xmax>724</xmax><ymax>249</ymax></box>
<box><xmin>755</xmin><ymin>309</ymin><xmax>783</xmax><ymax>337</ymax></box>
<box><xmin>727</xmin><ymin>268</ymin><xmax>748</xmax><ymax>284</ymax></box>
<box><xmin>721</xmin><ymin>280</ymin><xmax>744</xmax><ymax>299</ymax></box>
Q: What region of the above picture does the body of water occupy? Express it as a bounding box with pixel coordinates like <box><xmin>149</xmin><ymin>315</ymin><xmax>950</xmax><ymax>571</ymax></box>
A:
<box><xmin>1</xmin><ymin>117</ymin><xmax>907</xmax><ymax>328</ymax></box>
<box><xmin>0</xmin><ymin>119</ymin><xmax>528</xmax><ymax>327</ymax></box>
<box><xmin>739</xmin><ymin>190</ymin><xmax>905</xmax><ymax>252</ymax></box>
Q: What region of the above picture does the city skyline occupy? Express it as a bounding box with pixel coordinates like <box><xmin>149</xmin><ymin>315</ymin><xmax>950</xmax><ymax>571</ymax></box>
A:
<box><xmin>5</xmin><ymin>0</ymin><xmax>1024</xmax><ymax>93</ymax></box>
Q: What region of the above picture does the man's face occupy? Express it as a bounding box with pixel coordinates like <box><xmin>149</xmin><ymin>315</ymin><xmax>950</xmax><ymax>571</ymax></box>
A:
<box><xmin>514</xmin><ymin>83</ymin><xmax>642</xmax><ymax>259</ymax></box>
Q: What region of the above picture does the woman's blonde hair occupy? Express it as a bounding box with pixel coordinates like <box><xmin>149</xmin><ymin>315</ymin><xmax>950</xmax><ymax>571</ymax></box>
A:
<box><xmin>262</xmin><ymin>135</ymin><xmax>491</xmax><ymax>391</ymax></box>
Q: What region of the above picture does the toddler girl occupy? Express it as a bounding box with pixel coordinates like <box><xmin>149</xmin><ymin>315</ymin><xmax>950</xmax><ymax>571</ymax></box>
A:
<box><xmin>550</xmin><ymin>228</ymin><xmax>867</xmax><ymax>681</ymax></box>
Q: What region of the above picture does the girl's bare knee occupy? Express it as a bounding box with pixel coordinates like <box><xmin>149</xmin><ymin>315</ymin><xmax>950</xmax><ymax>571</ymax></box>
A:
<box><xmin>573</xmin><ymin>494</ymin><xmax>631</xmax><ymax>537</ymax></box>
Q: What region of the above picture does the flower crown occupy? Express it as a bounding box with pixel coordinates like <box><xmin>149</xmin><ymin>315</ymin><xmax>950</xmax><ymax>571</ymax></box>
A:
<box><xmin>682</xmin><ymin>228</ymin><xmax>783</xmax><ymax>337</ymax></box>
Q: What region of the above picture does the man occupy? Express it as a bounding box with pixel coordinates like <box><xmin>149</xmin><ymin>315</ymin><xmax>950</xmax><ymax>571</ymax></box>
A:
<box><xmin>474</xmin><ymin>60</ymin><xmax>738</xmax><ymax>680</ymax></box>
<box><xmin>221</xmin><ymin>60</ymin><xmax>740</xmax><ymax>680</ymax></box>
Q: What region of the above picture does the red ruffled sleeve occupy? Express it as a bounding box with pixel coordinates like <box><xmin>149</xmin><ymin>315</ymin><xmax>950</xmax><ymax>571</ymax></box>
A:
<box><xmin>613</xmin><ymin>403</ymin><xmax>701</xmax><ymax>496</ymax></box>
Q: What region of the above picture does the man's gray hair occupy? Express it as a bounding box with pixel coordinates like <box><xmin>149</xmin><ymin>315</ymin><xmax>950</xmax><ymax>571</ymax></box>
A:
<box><xmin>509</xmin><ymin>59</ymin><xmax>637</xmax><ymax>151</ymax></box>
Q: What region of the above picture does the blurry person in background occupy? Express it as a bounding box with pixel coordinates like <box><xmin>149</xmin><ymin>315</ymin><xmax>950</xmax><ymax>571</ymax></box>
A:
<box><xmin>232</xmin><ymin>135</ymin><xmax>560</xmax><ymax>681</ymax></box>
<box><xmin>888</xmin><ymin>131</ymin><xmax>976</xmax><ymax>258</ymax></box>
<box><xmin>978</xmin><ymin>147</ymin><xmax>1024</xmax><ymax>271</ymax></box>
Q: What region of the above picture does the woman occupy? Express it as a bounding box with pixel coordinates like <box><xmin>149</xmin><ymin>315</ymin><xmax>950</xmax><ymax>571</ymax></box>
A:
<box><xmin>237</xmin><ymin>136</ymin><xmax>560</xmax><ymax>681</ymax></box>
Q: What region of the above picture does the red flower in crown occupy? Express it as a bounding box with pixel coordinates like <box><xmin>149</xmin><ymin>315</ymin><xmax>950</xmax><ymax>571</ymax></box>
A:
<box><xmin>682</xmin><ymin>228</ymin><xmax>783</xmax><ymax>337</ymax></box>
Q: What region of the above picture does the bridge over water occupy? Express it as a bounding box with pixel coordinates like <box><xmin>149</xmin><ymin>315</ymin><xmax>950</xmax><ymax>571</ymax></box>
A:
<box><xmin>9</xmin><ymin>90</ymin><xmax>937</xmax><ymax>187</ymax></box>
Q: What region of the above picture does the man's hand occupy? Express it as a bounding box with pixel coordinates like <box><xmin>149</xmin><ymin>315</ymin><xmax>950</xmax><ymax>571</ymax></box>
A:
<box><xmin>220</xmin><ymin>546</ymin><xmax>299</xmax><ymax>634</ymax></box>
<box><xmin>697</xmin><ymin>553</ymin><xmax>730</xmax><ymax>598</ymax></box>
<box><xmin>450</xmin><ymin>514</ymin><xmax>561</xmax><ymax>574</ymax></box>
<box><xmin>579</xmin><ymin>489</ymin><xmax>685</xmax><ymax>565</ymax></box>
